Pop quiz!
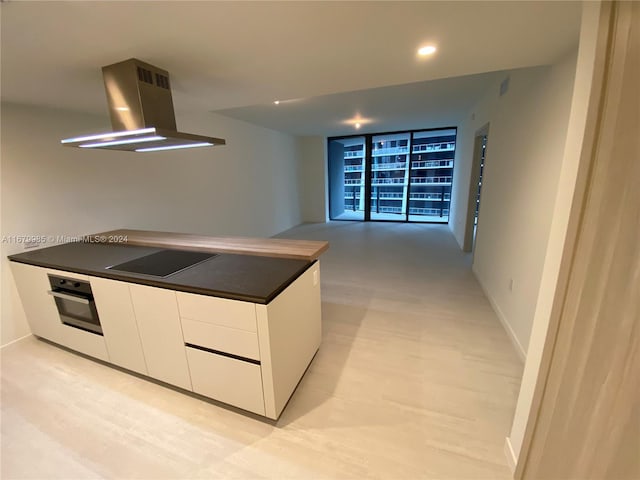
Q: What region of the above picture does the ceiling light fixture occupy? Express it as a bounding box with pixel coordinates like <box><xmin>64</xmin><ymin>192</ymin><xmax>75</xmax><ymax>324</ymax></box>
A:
<box><xmin>61</xmin><ymin>128</ymin><xmax>157</xmax><ymax>144</ymax></box>
<box><xmin>418</xmin><ymin>45</ymin><xmax>437</xmax><ymax>56</ymax></box>
<box><xmin>274</xmin><ymin>100</ymin><xmax>280</xmax><ymax>105</ymax></box>
<box><xmin>79</xmin><ymin>136</ymin><xmax>166</xmax><ymax>148</ymax></box>
<box><xmin>136</xmin><ymin>142</ymin><xmax>213</xmax><ymax>153</ymax></box>
<box><xmin>355</xmin><ymin>122</ymin><xmax>361</xmax><ymax>129</ymax></box>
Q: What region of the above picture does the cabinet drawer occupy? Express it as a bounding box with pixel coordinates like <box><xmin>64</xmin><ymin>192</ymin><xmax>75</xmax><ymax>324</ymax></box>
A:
<box><xmin>58</xmin><ymin>324</ymin><xmax>109</xmax><ymax>362</ymax></box>
<box><xmin>182</xmin><ymin>318</ymin><xmax>259</xmax><ymax>361</ymax></box>
<box><xmin>186</xmin><ymin>347</ymin><xmax>265</xmax><ymax>416</ymax></box>
<box><xmin>176</xmin><ymin>292</ymin><xmax>256</xmax><ymax>332</ymax></box>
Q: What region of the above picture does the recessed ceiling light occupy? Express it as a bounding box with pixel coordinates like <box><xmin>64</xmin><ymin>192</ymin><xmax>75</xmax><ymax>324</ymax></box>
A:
<box><xmin>274</xmin><ymin>100</ymin><xmax>280</xmax><ymax>105</ymax></box>
<box><xmin>343</xmin><ymin>115</ymin><xmax>373</xmax><ymax>129</ymax></box>
<box><xmin>418</xmin><ymin>45</ymin><xmax>437</xmax><ymax>56</ymax></box>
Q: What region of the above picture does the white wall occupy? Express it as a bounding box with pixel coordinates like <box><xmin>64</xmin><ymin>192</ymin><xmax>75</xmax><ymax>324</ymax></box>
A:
<box><xmin>450</xmin><ymin>50</ymin><xmax>578</xmax><ymax>359</ymax></box>
<box><xmin>0</xmin><ymin>103</ymin><xmax>301</xmax><ymax>346</ymax></box>
<box><xmin>296</xmin><ymin>136</ymin><xmax>327</xmax><ymax>223</ymax></box>
<box><xmin>508</xmin><ymin>0</ymin><xmax>602</xmax><ymax>462</ymax></box>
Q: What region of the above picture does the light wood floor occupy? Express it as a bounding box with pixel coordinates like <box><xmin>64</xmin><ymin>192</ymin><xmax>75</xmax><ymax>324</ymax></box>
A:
<box><xmin>1</xmin><ymin>221</ymin><xmax>522</xmax><ymax>479</ymax></box>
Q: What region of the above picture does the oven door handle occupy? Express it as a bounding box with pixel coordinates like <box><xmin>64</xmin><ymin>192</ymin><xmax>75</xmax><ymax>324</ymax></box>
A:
<box><xmin>47</xmin><ymin>290</ymin><xmax>90</xmax><ymax>305</ymax></box>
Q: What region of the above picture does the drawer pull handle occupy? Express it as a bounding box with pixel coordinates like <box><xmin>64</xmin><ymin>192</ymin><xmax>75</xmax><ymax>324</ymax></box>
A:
<box><xmin>47</xmin><ymin>290</ymin><xmax>90</xmax><ymax>304</ymax></box>
<box><xmin>185</xmin><ymin>343</ymin><xmax>260</xmax><ymax>365</ymax></box>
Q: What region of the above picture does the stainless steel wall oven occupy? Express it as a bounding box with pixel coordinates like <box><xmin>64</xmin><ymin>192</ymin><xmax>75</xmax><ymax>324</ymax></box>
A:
<box><xmin>47</xmin><ymin>274</ymin><xmax>102</xmax><ymax>335</ymax></box>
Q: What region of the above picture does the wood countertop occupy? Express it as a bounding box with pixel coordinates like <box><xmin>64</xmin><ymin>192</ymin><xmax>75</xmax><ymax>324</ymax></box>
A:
<box><xmin>93</xmin><ymin>229</ymin><xmax>329</xmax><ymax>261</ymax></box>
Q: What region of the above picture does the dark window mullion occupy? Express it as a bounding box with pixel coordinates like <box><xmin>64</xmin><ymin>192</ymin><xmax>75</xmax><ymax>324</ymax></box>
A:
<box><xmin>406</xmin><ymin>133</ymin><xmax>415</xmax><ymax>222</ymax></box>
<box><xmin>364</xmin><ymin>134</ymin><xmax>373</xmax><ymax>221</ymax></box>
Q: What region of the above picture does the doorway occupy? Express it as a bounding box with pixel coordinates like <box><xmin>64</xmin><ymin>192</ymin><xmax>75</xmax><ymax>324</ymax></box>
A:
<box><xmin>327</xmin><ymin>136</ymin><xmax>366</xmax><ymax>221</ymax></box>
<box><xmin>463</xmin><ymin>124</ymin><xmax>490</xmax><ymax>253</ymax></box>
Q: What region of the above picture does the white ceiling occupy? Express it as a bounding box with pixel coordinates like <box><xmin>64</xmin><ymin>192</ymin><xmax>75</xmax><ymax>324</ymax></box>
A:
<box><xmin>216</xmin><ymin>70</ymin><xmax>507</xmax><ymax>136</ymax></box>
<box><xmin>1</xmin><ymin>1</ymin><xmax>581</xmax><ymax>134</ymax></box>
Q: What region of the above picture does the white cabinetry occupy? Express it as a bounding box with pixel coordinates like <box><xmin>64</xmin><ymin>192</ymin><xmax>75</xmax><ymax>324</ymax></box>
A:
<box><xmin>176</xmin><ymin>291</ymin><xmax>265</xmax><ymax>415</ymax></box>
<box><xmin>185</xmin><ymin>347</ymin><xmax>265</xmax><ymax>415</ymax></box>
<box><xmin>57</xmin><ymin>316</ymin><xmax>110</xmax><ymax>361</ymax></box>
<box><xmin>129</xmin><ymin>284</ymin><xmax>192</xmax><ymax>391</ymax></box>
<box><xmin>181</xmin><ymin>319</ymin><xmax>260</xmax><ymax>361</ymax></box>
<box><xmin>91</xmin><ymin>277</ymin><xmax>148</xmax><ymax>375</ymax></box>
<box><xmin>176</xmin><ymin>262</ymin><xmax>322</xmax><ymax>419</ymax></box>
<box><xmin>177</xmin><ymin>293</ymin><xmax>257</xmax><ymax>332</ymax></box>
<box><xmin>11</xmin><ymin>263</ymin><xmax>109</xmax><ymax>361</ymax></box>
<box><xmin>11</xmin><ymin>260</ymin><xmax>322</xmax><ymax>420</ymax></box>
<box><xmin>256</xmin><ymin>263</ymin><xmax>321</xmax><ymax>419</ymax></box>
<box><xmin>10</xmin><ymin>262</ymin><xmax>64</xmax><ymax>343</ymax></box>
<box><xmin>177</xmin><ymin>291</ymin><xmax>260</xmax><ymax>360</ymax></box>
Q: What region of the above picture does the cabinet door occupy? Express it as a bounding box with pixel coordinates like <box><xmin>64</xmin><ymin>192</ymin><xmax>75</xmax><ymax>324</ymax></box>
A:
<box><xmin>10</xmin><ymin>262</ymin><xmax>63</xmax><ymax>343</ymax></box>
<box><xmin>129</xmin><ymin>284</ymin><xmax>192</xmax><ymax>391</ymax></box>
<box><xmin>91</xmin><ymin>277</ymin><xmax>148</xmax><ymax>375</ymax></box>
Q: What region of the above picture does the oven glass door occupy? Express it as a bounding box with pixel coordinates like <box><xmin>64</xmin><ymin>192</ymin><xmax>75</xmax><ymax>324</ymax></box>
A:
<box><xmin>51</xmin><ymin>291</ymin><xmax>102</xmax><ymax>335</ymax></box>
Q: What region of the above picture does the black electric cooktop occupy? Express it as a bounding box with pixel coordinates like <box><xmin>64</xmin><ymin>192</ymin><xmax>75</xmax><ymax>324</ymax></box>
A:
<box><xmin>107</xmin><ymin>249</ymin><xmax>218</xmax><ymax>277</ymax></box>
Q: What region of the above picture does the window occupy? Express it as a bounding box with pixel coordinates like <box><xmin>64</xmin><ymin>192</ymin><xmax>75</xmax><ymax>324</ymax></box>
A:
<box><xmin>328</xmin><ymin>127</ymin><xmax>456</xmax><ymax>223</ymax></box>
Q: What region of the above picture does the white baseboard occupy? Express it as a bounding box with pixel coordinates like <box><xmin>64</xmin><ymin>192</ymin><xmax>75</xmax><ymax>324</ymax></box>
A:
<box><xmin>473</xmin><ymin>270</ymin><xmax>526</xmax><ymax>362</ymax></box>
<box><xmin>504</xmin><ymin>436</ymin><xmax>517</xmax><ymax>474</ymax></box>
<box><xmin>0</xmin><ymin>333</ymin><xmax>33</xmax><ymax>349</ymax></box>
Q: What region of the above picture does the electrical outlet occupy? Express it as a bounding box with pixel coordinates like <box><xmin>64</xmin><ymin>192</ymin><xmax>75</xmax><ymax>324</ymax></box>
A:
<box><xmin>508</xmin><ymin>278</ymin><xmax>514</xmax><ymax>292</ymax></box>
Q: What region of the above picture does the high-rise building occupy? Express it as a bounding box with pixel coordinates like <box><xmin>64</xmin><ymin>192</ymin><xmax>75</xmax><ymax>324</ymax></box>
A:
<box><xmin>329</xmin><ymin>128</ymin><xmax>456</xmax><ymax>223</ymax></box>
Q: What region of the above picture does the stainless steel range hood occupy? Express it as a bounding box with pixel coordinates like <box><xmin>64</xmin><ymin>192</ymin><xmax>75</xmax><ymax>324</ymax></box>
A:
<box><xmin>61</xmin><ymin>58</ymin><xmax>225</xmax><ymax>152</ymax></box>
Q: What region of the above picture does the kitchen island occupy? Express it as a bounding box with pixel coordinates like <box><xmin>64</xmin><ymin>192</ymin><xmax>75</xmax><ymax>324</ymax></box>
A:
<box><xmin>9</xmin><ymin>230</ymin><xmax>328</xmax><ymax>420</ymax></box>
